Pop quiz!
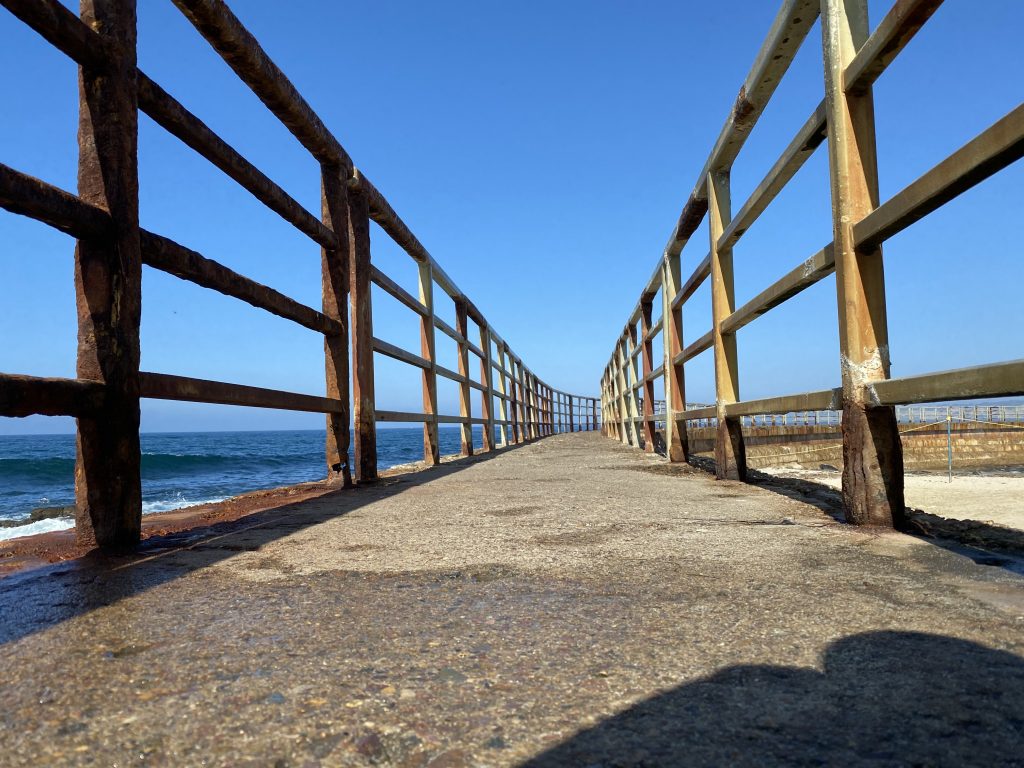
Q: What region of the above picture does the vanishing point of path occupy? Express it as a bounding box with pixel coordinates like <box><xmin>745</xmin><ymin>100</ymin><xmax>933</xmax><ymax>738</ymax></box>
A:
<box><xmin>2</xmin><ymin>433</ymin><xmax>1023</xmax><ymax>767</ymax></box>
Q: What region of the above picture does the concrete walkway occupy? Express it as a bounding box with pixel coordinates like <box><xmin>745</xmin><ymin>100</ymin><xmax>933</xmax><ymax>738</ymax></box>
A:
<box><xmin>2</xmin><ymin>432</ymin><xmax>1023</xmax><ymax>767</ymax></box>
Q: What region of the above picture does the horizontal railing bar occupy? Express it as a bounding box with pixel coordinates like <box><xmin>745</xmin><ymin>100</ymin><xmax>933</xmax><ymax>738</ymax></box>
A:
<box><xmin>168</xmin><ymin>3</ymin><xmax>547</xmax><ymax>397</ymax></box>
<box><xmin>663</xmin><ymin>0</ymin><xmax>819</xmax><ymax>261</ymax></box>
<box><xmin>671</xmin><ymin>254</ymin><xmax>712</xmax><ymax>310</ymax></box>
<box><xmin>170</xmin><ymin>0</ymin><xmax>352</xmax><ymax>171</ymax></box>
<box><xmin>436</xmin><ymin>364</ymin><xmax>468</xmax><ymax>386</ymax></box>
<box><xmin>370</xmin><ymin>266</ymin><xmax>427</xmax><ymax>317</ymax></box>
<box><xmin>854</xmin><ymin>104</ymin><xmax>1024</xmax><ymax>251</ymax></box>
<box><xmin>678</xmin><ymin>406</ymin><xmax>718</xmax><ymax>421</ymax></box>
<box><xmin>0</xmin><ymin>164</ymin><xmax>338</xmax><ymax>335</ymax></box>
<box><xmin>140</xmin><ymin>372</ymin><xmax>344</xmax><ymax>413</ymax></box>
<box><xmin>371</xmin><ymin>338</ymin><xmax>430</xmax><ymax>370</ymax></box>
<box><xmin>434</xmin><ymin>316</ymin><xmax>484</xmax><ymax>359</ymax></box>
<box><xmin>0</xmin><ymin>162</ymin><xmax>109</xmax><ymax>238</ymax></box>
<box><xmin>374</xmin><ymin>410</ymin><xmax>487</xmax><ymax>426</ymax></box>
<box><xmin>606</xmin><ymin>1</ymin><xmax>823</xmax><ymax>378</ymax></box>
<box><xmin>723</xmin><ymin>388</ymin><xmax>841</xmax><ymax>418</ymax></box>
<box><xmin>844</xmin><ymin>0</ymin><xmax>944</xmax><ymax>95</ymax></box>
<box><xmin>437</xmin><ymin>415</ymin><xmax>473</xmax><ymax>425</ymax></box>
<box><xmin>646</xmin><ymin>364</ymin><xmax>665</xmax><ymax>383</ymax></box>
<box><xmin>641</xmin><ymin>317</ymin><xmax>664</xmax><ymax>346</ymax></box>
<box><xmin>0</xmin><ymin>0</ymin><xmax>108</xmax><ymax>69</ymax></box>
<box><xmin>719</xmin><ymin>101</ymin><xmax>828</xmax><ymax>251</ymax></box>
<box><xmin>611</xmin><ymin>2</ymin><xmax>820</xmax><ymax>363</ymax></box>
<box><xmin>0</xmin><ymin>1</ymin><xmax>336</xmax><ymax>248</ymax></box>
<box><xmin>354</xmin><ymin>173</ymin><xmax>489</xmax><ymax>329</ymax></box>
<box><xmin>140</xmin><ymin>231</ymin><xmax>341</xmax><ymax>336</ymax></box>
<box><xmin>375</xmin><ymin>410</ymin><xmax>429</xmax><ymax>423</ymax></box>
<box><xmin>161</xmin><ymin>1</ymin><xmax>519</xmax><ymax>369</ymax></box>
<box><xmin>674</xmin><ymin>330</ymin><xmax>714</xmax><ymax>365</ymax></box>
<box><xmin>721</xmin><ymin>244</ymin><xmax>835</xmax><ymax>335</ymax></box>
<box><xmin>0</xmin><ymin>372</ymin><xmax>106</xmax><ymax>417</ymax></box>
<box><xmin>869</xmin><ymin>360</ymin><xmax>1024</xmax><ymax>405</ymax></box>
<box><xmin>137</xmin><ymin>75</ymin><xmax>336</xmax><ymax>249</ymax></box>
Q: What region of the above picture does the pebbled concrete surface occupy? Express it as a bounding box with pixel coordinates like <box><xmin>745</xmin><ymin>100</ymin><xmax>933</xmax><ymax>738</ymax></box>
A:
<box><xmin>1</xmin><ymin>432</ymin><xmax>1022</xmax><ymax>767</ymax></box>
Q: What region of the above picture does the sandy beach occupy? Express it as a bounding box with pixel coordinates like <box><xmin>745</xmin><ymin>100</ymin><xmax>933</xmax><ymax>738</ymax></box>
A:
<box><xmin>763</xmin><ymin>467</ymin><xmax>1024</xmax><ymax>531</ymax></box>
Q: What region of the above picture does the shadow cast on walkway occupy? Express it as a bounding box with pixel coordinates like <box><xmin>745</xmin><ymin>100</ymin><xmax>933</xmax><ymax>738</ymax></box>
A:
<box><xmin>524</xmin><ymin>630</ymin><xmax>1024</xmax><ymax>767</ymax></box>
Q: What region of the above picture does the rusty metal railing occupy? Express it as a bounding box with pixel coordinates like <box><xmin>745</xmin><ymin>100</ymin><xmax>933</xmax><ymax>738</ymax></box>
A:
<box><xmin>0</xmin><ymin>0</ymin><xmax>599</xmax><ymax>550</ymax></box>
<box><xmin>600</xmin><ymin>0</ymin><xmax>1023</xmax><ymax>528</ymax></box>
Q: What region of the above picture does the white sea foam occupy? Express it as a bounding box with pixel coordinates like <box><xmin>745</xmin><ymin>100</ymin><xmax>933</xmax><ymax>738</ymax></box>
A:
<box><xmin>141</xmin><ymin>496</ymin><xmax>230</xmax><ymax>514</ymax></box>
<box><xmin>0</xmin><ymin>496</ymin><xmax>231</xmax><ymax>541</ymax></box>
<box><xmin>0</xmin><ymin>517</ymin><xmax>74</xmax><ymax>542</ymax></box>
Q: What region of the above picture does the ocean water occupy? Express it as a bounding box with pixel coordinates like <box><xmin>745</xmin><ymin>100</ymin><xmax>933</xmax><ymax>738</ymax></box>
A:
<box><xmin>0</xmin><ymin>426</ymin><xmax>489</xmax><ymax>540</ymax></box>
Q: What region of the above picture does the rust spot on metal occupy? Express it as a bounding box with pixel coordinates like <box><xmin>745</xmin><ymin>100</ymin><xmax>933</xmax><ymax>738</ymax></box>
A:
<box><xmin>733</xmin><ymin>87</ymin><xmax>757</xmax><ymax>125</ymax></box>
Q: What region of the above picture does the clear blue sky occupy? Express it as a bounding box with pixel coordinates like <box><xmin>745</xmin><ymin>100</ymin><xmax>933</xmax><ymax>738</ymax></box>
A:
<box><xmin>2</xmin><ymin>1</ymin><xmax>1021</xmax><ymax>434</ymax></box>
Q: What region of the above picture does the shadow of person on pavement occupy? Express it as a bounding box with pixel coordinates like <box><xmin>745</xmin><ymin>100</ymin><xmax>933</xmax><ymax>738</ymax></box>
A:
<box><xmin>523</xmin><ymin>630</ymin><xmax>1024</xmax><ymax>767</ymax></box>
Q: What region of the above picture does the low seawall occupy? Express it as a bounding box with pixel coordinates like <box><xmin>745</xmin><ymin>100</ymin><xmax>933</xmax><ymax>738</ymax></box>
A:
<box><xmin>681</xmin><ymin>422</ymin><xmax>1024</xmax><ymax>470</ymax></box>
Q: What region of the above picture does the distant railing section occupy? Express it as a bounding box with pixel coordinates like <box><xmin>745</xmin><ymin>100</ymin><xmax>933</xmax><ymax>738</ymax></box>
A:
<box><xmin>0</xmin><ymin>0</ymin><xmax>598</xmax><ymax>550</ymax></box>
<box><xmin>645</xmin><ymin>400</ymin><xmax>1024</xmax><ymax>428</ymax></box>
<box><xmin>601</xmin><ymin>0</ymin><xmax>1023</xmax><ymax>528</ymax></box>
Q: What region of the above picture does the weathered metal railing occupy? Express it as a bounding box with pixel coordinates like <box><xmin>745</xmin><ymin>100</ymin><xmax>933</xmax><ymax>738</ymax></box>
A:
<box><xmin>650</xmin><ymin>400</ymin><xmax>1024</xmax><ymax>428</ymax></box>
<box><xmin>601</xmin><ymin>0</ymin><xmax>1023</xmax><ymax>528</ymax></box>
<box><xmin>0</xmin><ymin>0</ymin><xmax>599</xmax><ymax>550</ymax></box>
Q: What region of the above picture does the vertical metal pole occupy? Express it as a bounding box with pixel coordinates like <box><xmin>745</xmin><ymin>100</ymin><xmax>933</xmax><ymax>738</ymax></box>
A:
<box><xmin>320</xmin><ymin>167</ymin><xmax>352</xmax><ymax>486</ymax></box>
<box><xmin>947</xmin><ymin>408</ymin><xmax>953</xmax><ymax>483</ymax></box>
<box><xmin>455</xmin><ymin>300</ymin><xmax>473</xmax><ymax>456</ymax></box>
<box><xmin>821</xmin><ymin>0</ymin><xmax>904</xmax><ymax>526</ymax></box>
<box><xmin>479</xmin><ymin>324</ymin><xmax>496</xmax><ymax>452</ymax></box>
<box><xmin>663</xmin><ymin>255</ymin><xmax>689</xmax><ymax>462</ymax></box>
<box><xmin>507</xmin><ymin>347</ymin><xmax>519</xmax><ymax>443</ymax></box>
<box><xmin>708</xmin><ymin>169</ymin><xmax>746</xmax><ymax>480</ymax></box>
<box><xmin>348</xmin><ymin>183</ymin><xmax>378</xmax><ymax>482</ymax></box>
<box><xmin>74</xmin><ymin>0</ymin><xmax>142</xmax><ymax>551</ymax></box>
<box><xmin>640</xmin><ymin>299</ymin><xmax>656</xmax><ymax>452</ymax></box>
<box><xmin>419</xmin><ymin>262</ymin><xmax>440</xmax><ymax>464</ymax></box>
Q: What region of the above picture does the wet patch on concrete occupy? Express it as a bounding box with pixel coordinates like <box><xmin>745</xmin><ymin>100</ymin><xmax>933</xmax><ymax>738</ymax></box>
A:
<box><xmin>615</xmin><ymin>463</ymin><xmax>703</xmax><ymax>477</ymax></box>
<box><xmin>533</xmin><ymin>527</ymin><xmax>619</xmax><ymax>546</ymax></box>
<box><xmin>484</xmin><ymin>506</ymin><xmax>543</xmax><ymax>518</ymax></box>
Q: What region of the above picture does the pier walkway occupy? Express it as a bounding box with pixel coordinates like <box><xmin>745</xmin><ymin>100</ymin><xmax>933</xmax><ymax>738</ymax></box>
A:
<box><xmin>2</xmin><ymin>432</ymin><xmax>1023</xmax><ymax>766</ymax></box>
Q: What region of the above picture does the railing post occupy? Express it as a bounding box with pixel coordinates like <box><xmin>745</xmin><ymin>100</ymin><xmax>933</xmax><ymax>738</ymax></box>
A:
<box><xmin>74</xmin><ymin>0</ymin><xmax>142</xmax><ymax>551</ymax></box>
<box><xmin>348</xmin><ymin>183</ymin><xmax>378</xmax><ymax>482</ymax></box>
<box><xmin>479</xmin><ymin>325</ymin><xmax>496</xmax><ymax>451</ymax></box>
<box><xmin>519</xmin><ymin>365</ymin><xmax>529</xmax><ymax>440</ymax></box>
<box><xmin>545</xmin><ymin>386</ymin><xmax>551</xmax><ymax>435</ymax></box>
<box><xmin>454</xmin><ymin>300</ymin><xmax>473</xmax><ymax>456</ymax></box>
<box><xmin>418</xmin><ymin>262</ymin><xmax>440</xmax><ymax>464</ymax></box>
<box><xmin>517</xmin><ymin>358</ymin><xmax>526</xmax><ymax>442</ymax></box>
<box><xmin>640</xmin><ymin>298</ymin><xmax>656</xmax><ymax>452</ymax></box>
<box><xmin>536</xmin><ymin>377</ymin><xmax>542</xmax><ymax>438</ymax></box>
<box><xmin>320</xmin><ymin>166</ymin><xmax>352</xmax><ymax>486</ymax></box>
<box><xmin>592</xmin><ymin>398</ymin><xmax>597</xmax><ymax>432</ymax></box>
<box><xmin>506</xmin><ymin>347</ymin><xmax>519</xmax><ymax>443</ymax></box>
<box><xmin>569</xmin><ymin>394</ymin><xmax>575</xmax><ymax>432</ymax></box>
<box><xmin>821</xmin><ymin>0</ymin><xmax>904</xmax><ymax>527</ymax></box>
<box><xmin>708</xmin><ymin>169</ymin><xmax>747</xmax><ymax>480</ymax></box>
<box><xmin>616</xmin><ymin>337</ymin><xmax>632</xmax><ymax>446</ymax></box>
<box><xmin>601</xmin><ymin>373</ymin><xmax>607</xmax><ymax>436</ymax></box>
<box><xmin>662</xmin><ymin>255</ymin><xmax>689</xmax><ymax>462</ymax></box>
<box><xmin>625</xmin><ymin>327</ymin><xmax>641</xmax><ymax>447</ymax></box>
<box><xmin>541</xmin><ymin>385</ymin><xmax>548</xmax><ymax>436</ymax></box>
